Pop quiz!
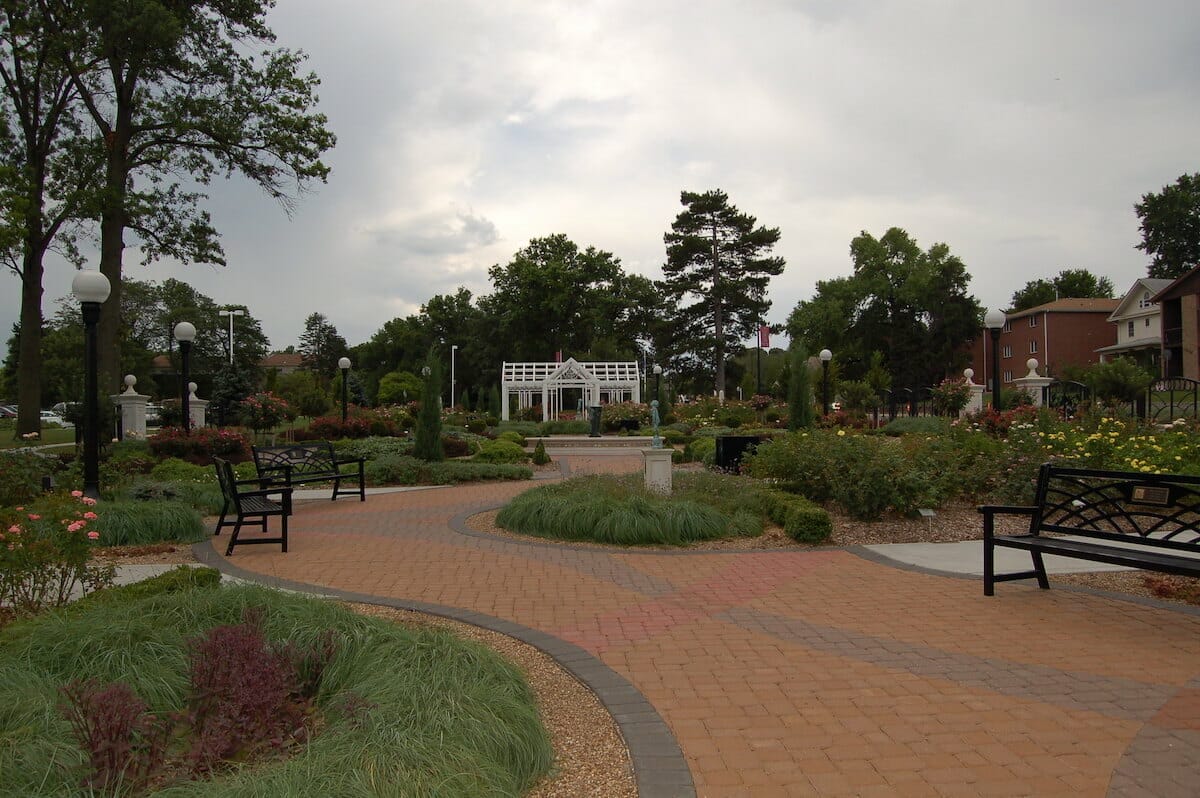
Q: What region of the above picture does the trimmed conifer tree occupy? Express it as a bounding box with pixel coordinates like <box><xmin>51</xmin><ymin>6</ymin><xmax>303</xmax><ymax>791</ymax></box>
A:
<box><xmin>788</xmin><ymin>340</ymin><xmax>814</xmax><ymax>431</ymax></box>
<box><xmin>413</xmin><ymin>350</ymin><xmax>444</xmax><ymax>461</ymax></box>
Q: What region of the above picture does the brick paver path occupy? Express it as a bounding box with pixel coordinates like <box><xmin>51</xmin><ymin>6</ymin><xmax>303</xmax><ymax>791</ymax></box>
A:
<box><xmin>210</xmin><ymin>455</ymin><xmax>1200</xmax><ymax>797</ymax></box>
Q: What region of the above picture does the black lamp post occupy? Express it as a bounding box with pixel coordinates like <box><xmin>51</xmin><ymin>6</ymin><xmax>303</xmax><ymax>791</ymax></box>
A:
<box><xmin>174</xmin><ymin>322</ymin><xmax>196</xmax><ymax>433</ymax></box>
<box><xmin>339</xmin><ymin>356</ymin><xmax>351</xmax><ymax>424</ymax></box>
<box><xmin>653</xmin><ymin>364</ymin><xmax>663</xmax><ymax>406</ymax></box>
<box><xmin>72</xmin><ymin>270</ymin><xmax>111</xmax><ymax>500</ymax></box>
<box><xmin>819</xmin><ymin>348</ymin><xmax>833</xmax><ymax>415</ymax></box>
<box><xmin>985</xmin><ymin>309</ymin><xmax>1005</xmax><ymax>411</ymax></box>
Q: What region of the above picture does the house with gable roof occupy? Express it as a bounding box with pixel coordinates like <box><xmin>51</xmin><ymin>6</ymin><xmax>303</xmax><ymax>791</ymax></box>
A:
<box><xmin>1095</xmin><ymin>277</ymin><xmax>1172</xmax><ymax>372</ymax></box>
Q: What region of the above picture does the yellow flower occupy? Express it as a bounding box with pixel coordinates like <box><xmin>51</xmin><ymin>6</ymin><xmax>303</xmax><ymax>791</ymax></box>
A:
<box><xmin>837</xmin><ymin>429</ymin><xmax>846</xmax><ymax>437</ymax></box>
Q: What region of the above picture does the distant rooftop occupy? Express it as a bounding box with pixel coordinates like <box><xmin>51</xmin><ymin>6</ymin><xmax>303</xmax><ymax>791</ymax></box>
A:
<box><xmin>1005</xmin><ymin>298</ymin><xmax>1120</xmax><ymax>318</ymax></box>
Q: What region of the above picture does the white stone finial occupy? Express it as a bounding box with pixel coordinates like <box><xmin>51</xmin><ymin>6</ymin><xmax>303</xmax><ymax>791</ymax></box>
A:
<box><xmin>1025</xmin><ymin>358</ymin><xmax>1039</xmax><ymax>377</ymax></box>
<box><xmin>123</xmin><ymin>374</ymin><xmax>137</xmax><ymax>394</ymax></box>
<box><xmin>963</xmin><ymin>368</ymin><xmax>975</xmax><ymax>384</ymax></box>
<box><xmin>188</xmin><ymin>381</ymin><xmax>198</xmax><ymax>399</ymax></box>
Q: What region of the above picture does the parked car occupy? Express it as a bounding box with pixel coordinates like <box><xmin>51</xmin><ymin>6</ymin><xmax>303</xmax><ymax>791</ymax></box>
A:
<box><xmin>40</xmin><ymin>410</ymin><xmax>73</xmax><ymax>428</ymax></box>
<box><xmin>0</xmin><ymin>404</ymin><xmax>17</xmax><ymax>418</ymax></box>
<box><xmin>146</xmin><ymin>403</ymin><xmax>163</xmax><ymax>425</ymax></box>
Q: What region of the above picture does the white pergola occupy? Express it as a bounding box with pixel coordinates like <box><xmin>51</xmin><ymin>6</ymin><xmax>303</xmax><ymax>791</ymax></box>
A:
<box><xmin>501</xmin><ymin>358</ymin><xmax>641</xmax><ymax>421</ymax></box>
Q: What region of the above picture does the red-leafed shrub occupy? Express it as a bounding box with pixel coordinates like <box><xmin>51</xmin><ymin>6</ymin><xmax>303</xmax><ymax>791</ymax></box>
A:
<box><xmin>441</xmin><ymin>435</ymin><xmax>473</xmax><ymax>458</ymax></box>
<box><xmin>58</xmin><ymin>679</ymin><xmax>168</xmax><ymax>794</ymax></box>
<box><xmin>148</xmin><ymin>427</ymin><xmax>251</xmax><ymax>465</ymax></box>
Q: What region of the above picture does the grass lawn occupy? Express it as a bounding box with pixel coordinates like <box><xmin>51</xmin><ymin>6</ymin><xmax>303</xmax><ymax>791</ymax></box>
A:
<box><xmin>0</xmin><ymin>426</ymin><xmax>75</xmax><ymax>449</ymax></box>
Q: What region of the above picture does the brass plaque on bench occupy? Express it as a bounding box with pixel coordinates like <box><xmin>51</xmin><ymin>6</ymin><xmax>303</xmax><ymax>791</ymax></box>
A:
<box><xmin>1129</xmin><ymin>485</ymin><xmax>1171</xmax><ymax>506</ymax></box>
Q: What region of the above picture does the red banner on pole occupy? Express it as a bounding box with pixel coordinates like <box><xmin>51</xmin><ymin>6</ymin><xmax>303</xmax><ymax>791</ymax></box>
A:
<box><xmin>758</xmin><ymin>325</ymin><xmax>770</xmax><ymax>348</ymax></box>
<box><xmin>555</xmin><ymin>350</ymin><xmax>562</xmax><ymax>363</ymax></box>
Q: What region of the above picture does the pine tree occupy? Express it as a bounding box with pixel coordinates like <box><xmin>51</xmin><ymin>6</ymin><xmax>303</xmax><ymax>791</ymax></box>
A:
<box><xmin>662</xmin><ymin>189</ymin><xmax>784</xmax><ymax>396</ymax></box>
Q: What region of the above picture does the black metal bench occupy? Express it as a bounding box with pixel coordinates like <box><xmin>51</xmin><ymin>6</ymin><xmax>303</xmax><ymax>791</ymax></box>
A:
<box><xmin>251</xmin><ymin>441</ymin><xmax>366</xmax><ymax>501</ymax></box>
<box><xmin>981</xmin><ymin>463</ymin><xmax>1200</xmax><ymax>595</ymax></box>
<box><xmin>213</xmin><ymin>457</ymin><xmax>292</xmax><ymax>556</ymax></box>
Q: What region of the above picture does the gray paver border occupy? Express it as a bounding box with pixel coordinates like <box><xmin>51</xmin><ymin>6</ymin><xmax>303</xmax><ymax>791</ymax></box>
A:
<box><xmin>192</xmin><ymin>540</ymin><xmax>695</xmax><ymax>798</ymax></box>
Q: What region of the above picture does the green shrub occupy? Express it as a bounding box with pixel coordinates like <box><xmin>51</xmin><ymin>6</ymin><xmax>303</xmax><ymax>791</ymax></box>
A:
<box><xmin>367</xmin><ymin>455</ymin><xmax>531</xmax><ymax>485</ymax></box>
<box><xmin>763</xmin><ymin>492</ymin><xmax>832</xmax><ymax>543</ymax></box>
<box><xmin>497</xmin><ymin>430</ymin><xmax>525</xmax><ymax>446</ymax></box>
<box><xmin>684</xmin><ymin>436</ymin><xmax>716</xmax><ymax>465</ymax></box>
<box><xmin>0</xmin><ymin>450</ymin><xmax>58</xmax><ymax>506</ymax></box>
<box><xmin>474</xmin><ymin>440</ymin><xmax>529</xmax><ymax>464</ymax></box>
<box><xmin>90</xmin><ymin>500</ymin><xmax>206</xmax><ymax>546</ymax></box>
<box><xmin>539</xmin><ymin>419</ymin><xmax>589</xmax><ymax>435</ymax></box>
<box><xmin>149</xmin><ymin>457</ymin><xmax>214</xmax><ymax>484</ymax></box>
<box><xmin>334</xmin><ymin>436</ymin><xmax>413</xmax><ymax>460</ymax></box>
<box><xmin>148</xmin><ymin>426</ymin><xmax>251</xmax><ymax>464</ymax></box>
<box><xmin>71</xmin><ymin>566</ymin><xmax>222</xmax><ymax>613</ymax></box>
<box><xmin>465</xmin><ymin>418</ymin><xmax>488</xmax><ymax>434</ymax></box>
<box><xmin>880</xmin><ymin>416</ymin><xmax>951</xmax><ymax>436</ymax></box>
<box><xmin>531</xmin><ymin>440</ymin><xmax>551</xmax><ymax>465</ymax></box>
<box><xmin>495</xmin><ymin>421</ymin><xmax>540</xmax><ymax>437</ymax></box>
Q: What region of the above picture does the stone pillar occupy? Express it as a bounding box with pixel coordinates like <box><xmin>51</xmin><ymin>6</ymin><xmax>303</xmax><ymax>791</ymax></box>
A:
<box><xmin>642</xmin><ymin>448</ymin><xmax>673</xmax><ymax>495</ymax></box>
<box><xmin>963</xmin><ymin>368</ymin><xmax>984</xmax><ymax>416</ymax></box>
<box><xmin>110</xmin><ymin>374</ymin><xmax>149</xmax><ymax>440</ymax></box>
<box><xmin>1013</xmin><ymin>359</ymin><xmax>1053</xmax><ymax>407</ymax></box>
<box><xmin>187</xmin><ymin>381</ymin><xmax>210</xmax><ymax>428</ymax></box>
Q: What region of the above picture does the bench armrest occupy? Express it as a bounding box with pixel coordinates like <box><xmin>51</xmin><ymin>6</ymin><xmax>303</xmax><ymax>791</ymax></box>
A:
<box><xmin>978</xmin><ymin>505</ymin><xmax>1036</xmax><ymax>540</ymax></box>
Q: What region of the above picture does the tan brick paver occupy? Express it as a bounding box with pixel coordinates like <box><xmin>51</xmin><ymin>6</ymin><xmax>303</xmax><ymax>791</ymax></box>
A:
<box><xmin>214</xmin><ymin>464</ymin><xmax>1200</xmax><ymax>797</ymax></box>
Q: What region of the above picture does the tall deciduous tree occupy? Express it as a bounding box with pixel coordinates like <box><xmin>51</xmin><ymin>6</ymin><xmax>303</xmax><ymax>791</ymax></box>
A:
<box><xmin>0</xmin><ymin>0</ymin><xmax>99</xmax><ymax>435</ymax></box>
<box><xmin>661</xmin><ymin>189</ymin><xmax>784</xmax><ymax>396</ymax></box>
<box><xmin>44</xmin><ymin>0</ymin><xmax>334</xmax><ymax>394</ymax></box>
<box><xmin>789</xmin><ymin>228</ymin><xmax>981</xmax><ymax>394</ymax></box>
<box><xmin>479</xmin><ymin>234</ymin><xmax>657</xmax><ymax>362</ymax></box>
<box><xmin>1136</xmin><ymin>173</ymin><xmax>1200</xmax><ymax>280</ymax></box>
<box><xmin>1010</xmin><ymin>268</ymin><xmax>1115</xmax><ymax>311</ymax></box>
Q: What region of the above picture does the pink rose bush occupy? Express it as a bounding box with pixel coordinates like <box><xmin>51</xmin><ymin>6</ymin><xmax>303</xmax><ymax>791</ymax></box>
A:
<box><xmin>0</xmin><ymin>492</ymin><xmax>114</xmax><ymax>615</ymax></box>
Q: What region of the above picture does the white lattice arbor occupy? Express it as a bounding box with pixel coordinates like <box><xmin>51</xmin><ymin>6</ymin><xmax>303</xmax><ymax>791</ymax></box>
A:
<box><xmin>500</xmin><ymin>358</ymin><xmax>641</xmax><ymax>421</ymax></box>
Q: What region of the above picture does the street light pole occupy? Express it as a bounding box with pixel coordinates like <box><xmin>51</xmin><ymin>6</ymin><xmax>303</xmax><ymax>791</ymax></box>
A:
<box><xmin>819</xmin><ymin>348</ymin><xmax>833</xmax><ymax>416</ymax></box>
<box><xmin>339</xmin><ymin>357</ymin><xmax>351</xmax><ymax>424</ymax></box>
<box><xmin>174</xmin><ymin>322</ymin><xmax>196</xmax><ymax>433</ymax></box>
<box><xmin>450</xmin><ymin>344</ymin><xmax>458</xmax><ymax>409</ymax></box>
<box><xmin>72</xmin><ymin>271</ymin><xmax>112</xmax><ymax>500</ymax></box>
<box><xmin>218</xmin><ymin>308</ymin><xmax>245</xmax><ymax>365</ymax></box>
<box><xmin>653</xmin><ymin>364</ymin><xmax>663</xmax><ymax>406</ymax></box>
<box><xmin>984</xmin><ymin>309</ymin><xmax>1006</xmax><ymax>412</ymax></box>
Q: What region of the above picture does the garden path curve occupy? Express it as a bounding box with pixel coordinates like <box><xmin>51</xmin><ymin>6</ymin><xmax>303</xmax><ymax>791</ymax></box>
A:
<box><xmin>197</xmin><ymin>454</ymin><xmax>1200</xmax><ymax>797</ymax></box>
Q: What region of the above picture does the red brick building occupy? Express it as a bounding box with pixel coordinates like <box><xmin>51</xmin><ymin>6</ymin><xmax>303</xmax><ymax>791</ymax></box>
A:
<box><xmin>966</xmin><ymin>298</ymin><xmax>1119</xmax><ymax>387</ymax></box>
<box><xmin>1153</xmin><ymin>266</ymin><xmax>1200</xmax><ymax>379</ymax></box>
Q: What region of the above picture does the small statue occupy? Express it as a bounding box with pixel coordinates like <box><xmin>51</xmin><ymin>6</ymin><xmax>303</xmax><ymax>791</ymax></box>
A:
<box><xmin>651</xmin><ymin>400</ymin><xmax>662</xmax><ymax>449</ymax></box>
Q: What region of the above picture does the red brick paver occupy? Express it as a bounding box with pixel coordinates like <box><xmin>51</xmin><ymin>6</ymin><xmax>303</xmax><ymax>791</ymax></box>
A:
<box><xmin>215</xmin><ymin>465</ymin><xmax>1200</xmax><ymax>797</ymax></box>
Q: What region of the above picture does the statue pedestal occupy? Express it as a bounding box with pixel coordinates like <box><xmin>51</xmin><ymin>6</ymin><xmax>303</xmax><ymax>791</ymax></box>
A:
<box><xmin>1013</xmin><ymin>359</ymin><xmax>1053</xmax><ymax>407</ymax></box>
<box><xmin>110</xmin><ymin>375</ymin><xmax>148</xmax><ymax>439</ymax></box>
<box><xmin>643</xmin><ymin>448</ymin><xmax>673</xmax><ymax>495</ymax></box>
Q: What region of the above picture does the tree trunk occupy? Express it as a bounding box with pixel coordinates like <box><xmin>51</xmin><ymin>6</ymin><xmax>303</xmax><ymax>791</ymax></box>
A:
<box><xmin>16</xmin><ymin>246</ymin><xmax>45</xmax><ymax>438</ymax></box>
<box><xmin>96</xmin><ymin>125</ymin><xmax>130</xmax><ymax>397</ymax></box>
<box><xmin>711</xmin><ymin>222</ymin><xmax>724</xmax><ymax>397</ymax></box>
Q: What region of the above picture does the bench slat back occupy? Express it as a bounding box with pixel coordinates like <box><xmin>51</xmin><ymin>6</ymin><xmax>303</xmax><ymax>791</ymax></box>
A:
<box><xmin>1032</xmin><ymin>464</ymin><xmax>1200</xmax><ymax>553</ymax></box>
<box><xmin>213</xmin><ymin>457</ymin><xmax>243</xmax><ymax>511</ymax></box>
<box><xmin>252</xmin><ymin>442</ymin><xmax>336</xmax><ymax>477</ymax></box>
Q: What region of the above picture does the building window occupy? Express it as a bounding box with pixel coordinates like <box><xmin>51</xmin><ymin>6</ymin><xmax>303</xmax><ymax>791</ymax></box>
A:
<box><xmin>1128</xmin><ymin>321</ymin><xmax>1135</xmax><ymax>337</ymax></box>
<box><xmin>1003</xmin><ymin>320</ymin><xmax>1012</xmax><ymax>333</ymax></box>
<box><xmin>1139</xmin><ymin>291</ymin><xmax>1152</xmax><ymax>309</ymax></box>
<box><xmin>1002</xmin><ymin>345</ymin><xmax>1012</xmax><ymax>358</ymax></box>
<box><xmin>1029</xmin><ymin>340</ymin><xmax>1038</xmax><ymax>354</ymax></box>
<box><xmin>1003</xmin><ymin>370</ymin><xmax>1012</xmax><ymax>383</ymax></box>
<box><xmin>1146</xmin><ymin>317</ymin><xmax>1151</xmax><ymax>327</ymax></box>
<box><xmin>1029</xmin><ymin>316</ymin><xmax>1038</xmax><ymax>328</ymax></box>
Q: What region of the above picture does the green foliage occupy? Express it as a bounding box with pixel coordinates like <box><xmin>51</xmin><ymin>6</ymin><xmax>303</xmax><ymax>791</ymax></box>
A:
<box><xmin>333</xmin><ymin>436</ymin><xmax>413</xmax><ymax>461</ymax></box>
<box><xmin>91</xmin><ymin>500</ymin><xmax>206</xmax><ymax>546</ymax></box>
<box><xmin>413</xmin><ymin>350</ymin><xmax>444</xmax><ymax>462</ymax></box>
<box><xmin>787</xmin><ymin>340</ymin><xmax>814</xmax><ymax>430</ymax></box>
<box><xmin>1136</xmin><ymin>172</ymin><xmax>1200</xmax><ymax>280</ymax></box>
<box><xmin>474</xmin><ymin>440</ymin><xmax>529</xmax><ymax>464</ymax></box>
<box><xmin>837</xmin><ymin>379</ymin><xmax>879</xmax><ymax>413</ymax></box>
<box><xmin>366</xmin><ymin>456</ymin><xmax>530</xmax><ymax>485</ymax></box>
<box><xmin>148</xmin><ymin>427</ymin><xmax>251</xmax><ymax>465</ymax></box>
<box><xmin>0</xmin><ymin>492</ymin><xmax>113</xmax><ymax>615</ymax></box>
<box><xmin>600</xmin><ymin>401</ymin><xmax>649</xmax><ymax>431</ymax></box>
<box><xmin>124</xmin><ymin>479</ymin><xmax>225</xmax><ymax>515</ymax></box>
<box><xmin>1010</xmin><ymin>269</ymin><xmax>1115</xmax><ymax>311</ymax></box>
<box><xmin>497</xmin><ymin>430</ymin><xmax>525</xmax><ymax>445</ymax></box>
<box><xmin>1085</xmin><ymin>358</ymin><xmax>1153</xmax><ymax>404</ymax></box>
<box><xmin>684</xmin><ymin>436</ymin><xmax>716</xmax><ymax>465</ymax></box>
<box><xmin>930</xmin><ymin>377</ymin><xmax>972</xmax><ymax>416</ymax></box>
<box><xmin>237</xmin><ymin>391</ymin><xmax>294</xmax><ymax>434</ymax></box>
<box><xmin>531</xmin><ymin>440</ymin><xmax>550</xmax><ymax>466</ymax></box>
<box><xmin>881</xmin><ymin>417</ymin><xmax>952</xmax><ymax>436</ymax></box>
<box><xmin>539</xmin><ymin>419</ymin><xmax>589</xmax><ymax>435</ymax></box>
<box><xmin>70</xmin><ymin>566</ymin><xmax>222</xmax><ymax>614</ymax></box>
<box><xmin>0</xmin><ymin>450</ymin><xmax>58</xmax><ymax>506</ymax></box>
<box><xmin>376</xmin><ymin>370</ymin><xmax>423</xmax><ymax>405</ymax></box>
<box><xmin>273</xmin><ymin>371</ymin><xmax>330</xmax><ymax>419</ymax></box>
<box><xmin>789</xmin><ymin>227</ymin><xmax>981</xmax><ymax>399</ymax></box>
<box><xmin>0</xmin><ymin>585</ymin><xmax>552</xmax><ymax>796</ymax></box>
<box><xmin>661</xmin><ymin>189</ymin><xmax>785</xmax><ymax>395</ymax></box>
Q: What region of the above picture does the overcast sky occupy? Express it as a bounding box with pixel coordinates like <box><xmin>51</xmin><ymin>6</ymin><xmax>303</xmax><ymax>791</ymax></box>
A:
<box><xmin>5</xmin><ymin>0</ymin><xmax>1199</xmax><ymax>355</ymax></box>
